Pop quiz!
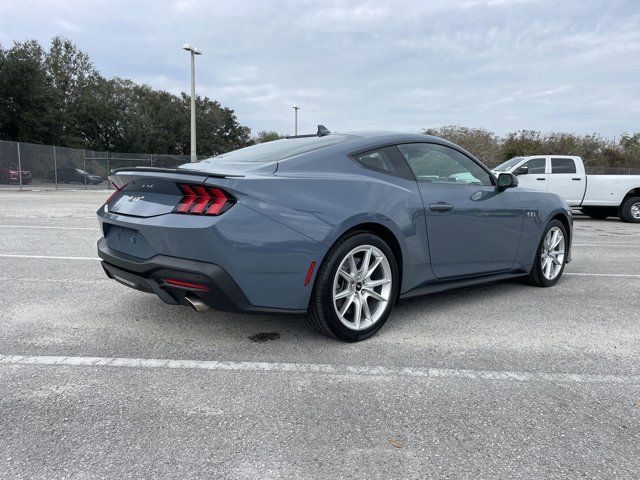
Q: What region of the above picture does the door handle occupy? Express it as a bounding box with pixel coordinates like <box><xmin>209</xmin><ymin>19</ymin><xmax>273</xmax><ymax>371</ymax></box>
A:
<box><xmin>536</xmin><ymin>178</ymin><xmax>546</xmax><ymax>181</ymax></box>
<box><xmin>429</xmin><ymin>203</ymin><xmax>454</xmax><ymax>212</ymax></box>
<box><xmin>572</xmin><ymin>178</ymin><xmax>581</xmax><ymax>181</ymax></box>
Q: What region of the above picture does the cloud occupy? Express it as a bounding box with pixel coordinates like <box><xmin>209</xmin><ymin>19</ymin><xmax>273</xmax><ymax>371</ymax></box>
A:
<box><xmin>1</xmin><ymin>0</ymin><xmax>639</xmax><ymax>136</ymax></box>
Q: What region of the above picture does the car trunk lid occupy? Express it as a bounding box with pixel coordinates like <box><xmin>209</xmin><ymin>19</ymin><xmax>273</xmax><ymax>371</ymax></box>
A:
<box><xmin>105</xmin><ymin>165</ymin><xmax>261</xmax><ymax>218</ymax></box>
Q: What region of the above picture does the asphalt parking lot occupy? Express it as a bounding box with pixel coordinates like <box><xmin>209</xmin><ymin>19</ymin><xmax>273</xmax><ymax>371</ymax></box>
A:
<box><xmin>1</xmin><ymin>190</ymin><xmax>639</xmax><ymax>479</ymax></box>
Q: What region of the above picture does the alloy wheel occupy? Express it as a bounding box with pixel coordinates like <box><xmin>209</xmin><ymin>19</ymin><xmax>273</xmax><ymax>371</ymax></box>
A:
<box><xmin>332</xmin><ymin>245</ymin><xmax>393</xmax><ymax>331</ymax></box>
<box><xmin>541</xmin><ymin>226</ymin><xmax>565</xmax><ymax>280</ymax></box>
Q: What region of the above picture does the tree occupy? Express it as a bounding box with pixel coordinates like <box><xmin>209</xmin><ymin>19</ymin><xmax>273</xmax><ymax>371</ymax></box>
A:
<box><xmin>0</xmin><ymin>37</ymin><xmax>252</xmax><ymax>155</ymax></box>
<box><xmin>422</xmin><ymin>125</ymin><xmax>502</xmax><ymax>166</ymax></box>
<box><xmin>0</xmin><ymin>40</ymin><xmax>54</xmax><ymax>143</ymax></box>
<box><xmin>253</xmin><ymin>130</ymin><xmax>282</xmax><ymax>143</ymax></box>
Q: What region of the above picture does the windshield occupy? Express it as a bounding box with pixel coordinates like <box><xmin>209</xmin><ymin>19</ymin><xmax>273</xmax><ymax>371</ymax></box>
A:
<box><xmin>493</xmin><ymin>157</ymin><xmax>524</xmax><ymax>172</ymax></box>
<box><xmin>195</xmin><ymin>134</ymin><xmax>353</xmax><ymax>165</ymax></box>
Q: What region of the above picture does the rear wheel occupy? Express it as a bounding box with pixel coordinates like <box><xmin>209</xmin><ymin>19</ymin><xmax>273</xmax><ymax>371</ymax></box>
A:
<box><xmin>528</xmin><ymin>220</ymin><xmax>567</xmax><ymax>287</ymax></box>
<box><xmin>619</xmin><ymin>196</ymin><xmax>640</xmax><ymax>223</ymax></box>
<box><xmin>307</xmin><ymin>232</ymin><xmax>399</xmax><ymax>341</ymax></box>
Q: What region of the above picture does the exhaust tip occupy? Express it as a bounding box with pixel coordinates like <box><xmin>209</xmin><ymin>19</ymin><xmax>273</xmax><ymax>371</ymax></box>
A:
<box><xmin>184</xmin><ymin>295</ymin><xmax>210</xmax><ymax>313</ymax></box>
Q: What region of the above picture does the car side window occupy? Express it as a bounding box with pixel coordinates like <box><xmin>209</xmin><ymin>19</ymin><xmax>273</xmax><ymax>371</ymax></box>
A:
<box><xmin>551</xmin><ymin>158</ymin><xmax>577</xmax><ymax>174</ymax></box>
<box><xmin>351</xmin><ymin>146</ymin><xmax>414</xmax><ymax>180</ymax></box>
<box><xmin>523</xmin><ymin>158</ymin><xmax>546</xmax><ymax>174</ymax></box>
<box><xmin>396</xmin><ymin>143</ymin><xmax>493</xmax><ymax>186</ymax></box>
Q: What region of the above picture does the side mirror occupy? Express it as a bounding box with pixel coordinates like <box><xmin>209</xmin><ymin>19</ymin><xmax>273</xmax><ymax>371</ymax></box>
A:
<box><xmin>497</xmin><ymin>172</ymin><xmax>518</xmax><ymax>190</ymax></box>
<box><xmin>514</xmin><ymin>165</ymin><xmax>528</xmax><ymax>176</ymax></box>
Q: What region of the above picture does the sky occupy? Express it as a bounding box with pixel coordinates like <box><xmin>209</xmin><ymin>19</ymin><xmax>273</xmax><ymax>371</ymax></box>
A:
<box><xmin>1</xmin><ymin>0</ymin><xmax>639</xmax><ymax>137</ymax></box>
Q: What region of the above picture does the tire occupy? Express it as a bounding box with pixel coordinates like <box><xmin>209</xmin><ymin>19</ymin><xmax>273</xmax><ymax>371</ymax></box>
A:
<box><xmin>619</xmin><ymin>196</ymin><xmax>640</xmax><ymax>223</ymax></box>
<box><xmin>528</xmin><ymin>220</ymin><xmax>568</xmax><ymax>287</ymax></box>
<box><xmin>307</xmin><ymin>232</ymin><xmax>399</xmax><ymax>341</ymax></box>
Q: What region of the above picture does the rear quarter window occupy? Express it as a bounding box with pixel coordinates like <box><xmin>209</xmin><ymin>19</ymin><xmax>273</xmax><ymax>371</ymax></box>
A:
<box><xmin>351</xmin><ymin>146</ymin><xmax>415</xmax><ymax>180</ymax></box>
<box><xmin>551</xmin><ymin>158</ymin><xmax>577</xmax><ymax>174</ymax></box>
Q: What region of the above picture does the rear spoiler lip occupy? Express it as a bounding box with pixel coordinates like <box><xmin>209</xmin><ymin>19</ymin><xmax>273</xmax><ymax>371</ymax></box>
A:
<box><xmin>110</xmin><ymin>166</ymin><xmax>244</xmax><ymax>178</ymax></box>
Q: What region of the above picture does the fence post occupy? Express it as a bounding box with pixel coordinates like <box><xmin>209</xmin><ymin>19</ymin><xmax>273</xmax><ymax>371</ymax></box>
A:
<box><xmin>83</xmin><ymin>149</ymin><xmax>87</xmax><ymax>190</ymax></box>
<box><xmin>150</xmin><ymin>153</ymin><xmax>153</xmax><ymax>167</ymax></box>
<box><xmin>16</xmin><ymin>142</ymin><xmax>23</xmax><ymax>191</ymax></box>
<box><xmin>106</xmin><ymin>151</ymin><xmax>110</xmax><ymax>189</ymax></box>
<box><xmin>53</xmin><ymin>146</ymin><xmax>58</xmax><ymax>190</ymax></box>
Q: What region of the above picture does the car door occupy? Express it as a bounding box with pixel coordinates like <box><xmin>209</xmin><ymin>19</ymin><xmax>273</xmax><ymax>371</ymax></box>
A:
<box><xmin>514</xmin><ymin>157</ymin><xmax>548</xmax><ymax>191</ymax></box>
<box><xmin>547</xmin><ymin>157</ymin><xmax>583</xmax><ymax>205</ymax></box>
<box><xmin>396</xmin><ymin>143</ymin><xmax>524</xmax><ymax>279</ymax></box>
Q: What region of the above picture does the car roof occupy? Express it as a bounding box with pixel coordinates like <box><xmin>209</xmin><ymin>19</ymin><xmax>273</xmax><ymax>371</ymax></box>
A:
<box><xmin>327</xmin><ymin>131</ymin><xmax>478</xmax><ymax>160</ymax></box>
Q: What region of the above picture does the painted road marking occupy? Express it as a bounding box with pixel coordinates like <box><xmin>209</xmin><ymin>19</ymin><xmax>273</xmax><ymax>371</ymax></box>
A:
<box><xmin>564</xmin><ymin>273</ymin><xmax>640</xmax><ymax>278</ymax></box>
<box><xmin>572</xmin><ymin>243</ymin><xmax>638</xmax><ymax>247</ymax></box>
<box><xmin>0</xmin><ymin>224</ymin><xmax>99</xmax><ymax>231</ymax></box>
<box><xmin>0</xmin><ymin>254</ymin><xmax>100</xmax><ymax>260</ymax></box>
<box><xmin>1</xmin><ymin>354</ymin><xmax>639</xmax><ymax>385</ymax></box>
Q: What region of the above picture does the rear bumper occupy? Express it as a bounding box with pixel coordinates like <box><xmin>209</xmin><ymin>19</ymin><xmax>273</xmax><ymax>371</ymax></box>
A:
<box><xmin>97</xmin><ymin>238</ymin><xmax>305</xmax><ymax>314</ymax></box>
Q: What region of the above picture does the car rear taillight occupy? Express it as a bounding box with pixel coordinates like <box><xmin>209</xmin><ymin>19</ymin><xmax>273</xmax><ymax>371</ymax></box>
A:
<box><xmin>174</xmin><ymin>184</ymin><xmax>235</xmax><ymax>215</ymax></box>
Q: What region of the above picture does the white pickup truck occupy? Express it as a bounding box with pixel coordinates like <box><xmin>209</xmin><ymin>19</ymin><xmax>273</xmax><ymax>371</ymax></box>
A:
<box><xmin>493</xmin><ymin>155</ymin><xmax>640</xmax><ymax>223</ymax></box>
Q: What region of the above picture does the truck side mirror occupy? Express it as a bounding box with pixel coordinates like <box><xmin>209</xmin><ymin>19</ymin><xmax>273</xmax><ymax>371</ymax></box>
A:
<box><xmin>514</xmin><ymin>165</ymin><xmax>528</xmax><ymax>176</ymax></box>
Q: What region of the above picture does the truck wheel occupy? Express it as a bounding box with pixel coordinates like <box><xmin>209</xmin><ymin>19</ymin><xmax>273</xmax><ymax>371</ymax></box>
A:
<box><xmin>619</xmin><ymin>196</ymin><xmax>640</xmax><ymax>223</ymax></box>
<box><xmin>307</xmin><ymin>232</ymin><xmax>399</xmax><ymax>341</ymax></box>
<box><xmin>528</xmin><ymin>220</ymin><xmax>567</xmax><ymax>287</ymax></box>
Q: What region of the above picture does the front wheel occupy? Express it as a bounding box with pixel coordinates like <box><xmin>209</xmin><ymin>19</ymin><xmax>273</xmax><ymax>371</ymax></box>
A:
<box><xmin>307</xmin><ymin>232</ymin><xmax>399</xmax><ymax>341</ymax></box>
<box><xmin>528</xmin><ymin>220</ymin><xmax>568</xmax><ymax>287</ymax></box>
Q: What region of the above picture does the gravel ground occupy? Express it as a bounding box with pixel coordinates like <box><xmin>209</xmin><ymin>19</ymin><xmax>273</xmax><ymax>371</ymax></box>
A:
<box><xmin>0</xmin><ymin>190</ymin><xmax>639</xmax><ymax>479</ymax></box>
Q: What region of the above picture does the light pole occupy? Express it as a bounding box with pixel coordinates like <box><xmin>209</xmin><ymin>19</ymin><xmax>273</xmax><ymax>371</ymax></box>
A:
<box><xmin>182</xmin><ymin>43</ymin><xmax>202</xmax><ymax>162</ymax></box>
<box><xmin>293</xmin><ymin>105</ymin><xmax>300</xmax><ymax>136</ymax></box>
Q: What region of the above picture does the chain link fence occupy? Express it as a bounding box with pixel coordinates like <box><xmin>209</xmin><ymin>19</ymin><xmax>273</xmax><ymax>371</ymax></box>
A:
<box><xmin>1</xmin><ymin>139</ymin><xmax>638</xmax><ymax>191</ymax></box>
<box><xmin>0</xmin><ymin>140</ymin><xmax>205</xmax><ymax>191</ymax></box>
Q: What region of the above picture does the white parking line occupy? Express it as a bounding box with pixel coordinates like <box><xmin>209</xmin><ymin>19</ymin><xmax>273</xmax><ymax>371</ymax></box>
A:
<box><xmin>0</xmin><ymin>254</ymin><xmax>100</xmax><ymax>260</ymax></box>
<box><xmin>564</xmin><ymin>273</ymin><xmax>640</xmax><ymax>278</ymax></box>
<box><xmin>0</xmin><ymin>224</ymin><xmax>99</xmax><ymax>231</ymax></box>
<box><xmin>573</xmin><ymin>243</ymin><xmax>638</xmax><ymax>247</ymax></box>
<box><xmin>0</xmin><ymin>277</ymin><xmax>108</xmax><ymax>283</ymax></box>
<box><xmin>1</xmin><ymin>354</ymin><xmax>639</xmax><ymax>385</ymax></box>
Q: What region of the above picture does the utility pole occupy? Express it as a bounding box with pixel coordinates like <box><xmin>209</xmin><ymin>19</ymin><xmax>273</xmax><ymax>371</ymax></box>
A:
<box><xmin>293</xmin><ymin>105</ymin><xmax>300</xmax><ymax>136</ymax></box>
<box><xmin>182</xmin><ymin>44</ymin><xmax>202</xmax><ymax>162</ymax></box>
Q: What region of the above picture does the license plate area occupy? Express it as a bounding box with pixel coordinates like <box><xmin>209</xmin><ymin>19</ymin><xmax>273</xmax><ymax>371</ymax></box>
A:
<box><xmin>105</xmin><ymin>225</ymin><xmax>155</xmax><ymax>259</ymax></box>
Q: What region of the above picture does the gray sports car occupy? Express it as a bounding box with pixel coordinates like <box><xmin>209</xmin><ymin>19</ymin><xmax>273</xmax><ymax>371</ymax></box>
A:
<box><xmin>97</xmin><ymin>127</ymin><xmax>572</xmax><ymax>341</ymax></box>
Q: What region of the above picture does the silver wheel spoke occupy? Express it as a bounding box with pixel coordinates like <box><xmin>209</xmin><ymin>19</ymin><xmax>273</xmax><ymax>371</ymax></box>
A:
<box><xmin>541</xmin><ymin>257</ymin><xmax>550</xmax><ymax>271</ymax></box>
<box><xmin>544</xmin><ymin>259</ymin><xmax>553</xmax><ymax>277</ymax></box>
<box><xmin>365</xmin><ymin>278</ymin><xmax>390</xmax><ymax>288</ymax></box>
<box><xmin>360</xmin><ymin>248</ymin><xmax>372</xmax><ymax>277</ymax></box>
<box><xmin>365</xmin><ymin>256</ymin><xmax>382</xmax><ymax>280</ymax></box>
<box><xmin>334</xmin><ymin>288</ymin><xmax>352</xmax><ymax>300</ymax></box>
<box><xmin>348</xmin><ymin>254</ymin><xmax>357</xmax><ymax>277</ymax></box>
<box><xmin>338</xmin><ymin>269</ymin><xmax>353</xmax><ymax>282</ymax></box>
<box><xmin>339</xmin><ymin>293</ymin><xmax>355</xmax><ymax>316</ymax></box>
<box><xmin>361</xmin><ymin>295</ymin><xmax>372</xmax><ymax>322</ymax></box>
<box><xmin>364</xmin><ymin>288</ymin><xmax>385</xmax><ymax>302</ymax></box>
<box><xmin>352</xmin><ymin>296</ymin><xmax>361</xmax><ymax>329</ymax></box>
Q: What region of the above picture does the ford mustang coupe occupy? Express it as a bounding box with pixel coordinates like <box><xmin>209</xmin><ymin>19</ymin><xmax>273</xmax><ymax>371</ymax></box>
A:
<box><xmin>97</xmin><ymin>128</ymin><xmax>572</xmax><ymax>341</ymax></box>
